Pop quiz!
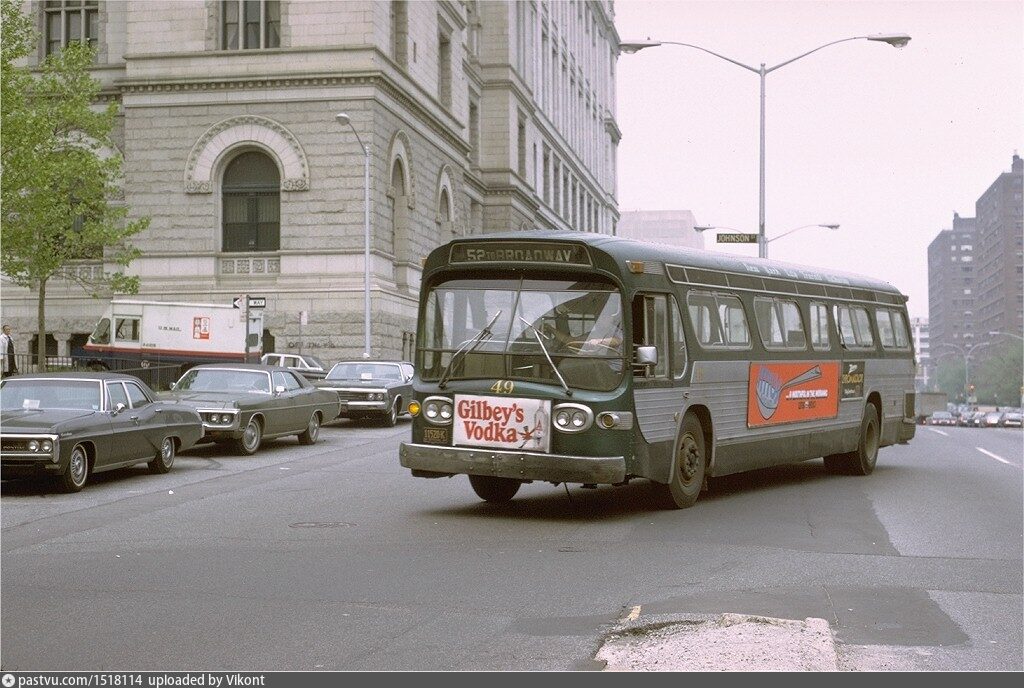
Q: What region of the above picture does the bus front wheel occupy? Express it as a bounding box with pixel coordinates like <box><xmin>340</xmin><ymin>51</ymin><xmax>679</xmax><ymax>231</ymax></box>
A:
<box><xmin>468</xmin><ymin>475</ymin><xmax>521</xmax><ymax>503</ymax></box>
<box><xmin>654</xmin><ymin>413</ymin><xmax>706</xmax><ymax>509</ymax></box>
<box><xmin>824</xmin><ymin>405</ymin><xmax>880</xmax><ymax>476</ymax></box>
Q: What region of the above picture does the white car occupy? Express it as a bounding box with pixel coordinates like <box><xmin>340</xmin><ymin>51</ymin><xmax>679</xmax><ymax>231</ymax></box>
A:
<box><xmin>260</xmin><ymin>353</ymin><xmax>329</xmax><ymax>380</ymax></box>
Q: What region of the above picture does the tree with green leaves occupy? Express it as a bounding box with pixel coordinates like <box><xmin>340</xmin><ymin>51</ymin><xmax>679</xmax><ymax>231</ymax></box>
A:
<box><xmin>973</xmin><ymin>341</ymin><xmax>1024</xmax><ymax>407</ymax></box>
<box><xmin>2</xmin><ymin>0</ymin><xmax>149</xmax><ymax>367</ymax></box>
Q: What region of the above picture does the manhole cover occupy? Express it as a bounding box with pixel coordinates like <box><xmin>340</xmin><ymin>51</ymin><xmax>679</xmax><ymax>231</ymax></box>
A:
<box><xmin>288</xmin><ymin>521</ymin><xmax>356</xmax><ymax>529</ymax></box>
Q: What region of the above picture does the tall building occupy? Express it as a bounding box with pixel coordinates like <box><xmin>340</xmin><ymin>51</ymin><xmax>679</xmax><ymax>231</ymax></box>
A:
<box><xmin>2</xmin><ymin>1</ymin><xmax>622</xmax><ymax>361</ymax></box>
<box><xmin>910</xmin><ymin>317</ymin><xmax>930</xmax><ymax>390</ymax></box>
<box><xmin>616</xmin><ymin>210</ymin><xmax>704</xmax><ymax>250</ymax></box>
<box><xmin>927</xmin><ymin>212</ymin><xmax>977</xmax><ymax>364</ymax></box>
<box><xmin>974</xmin><ymin>153</ymin><xmax>1023</xmax><ymax>343</ymax></box>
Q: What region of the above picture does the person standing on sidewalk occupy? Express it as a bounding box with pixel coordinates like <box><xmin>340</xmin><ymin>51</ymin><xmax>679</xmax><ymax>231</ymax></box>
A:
<box><xmin>1</xmin><ymin>324</ymin><xmax>18</xmax><ymax>377</ymax></box>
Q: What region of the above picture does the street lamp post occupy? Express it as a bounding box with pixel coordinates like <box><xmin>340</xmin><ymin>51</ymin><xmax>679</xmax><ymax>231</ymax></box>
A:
<box><xmin>932</xmin><ymin>341</ymin><xmax>990</xmax><ymax>403</ymax></box>
<box><xmin>336</xmin><ymin>113</ymin><xmax>372</xmax><ymax>359</ymax></box>
<box><xmin>695</xmin><ymin>223</ymin><xmax>839</xmax><ymax>246</ymax></box>
<box><xmin>620</xmin><ymin>34</ymin><xmax>911</xmax><ymax>259</ymax></box>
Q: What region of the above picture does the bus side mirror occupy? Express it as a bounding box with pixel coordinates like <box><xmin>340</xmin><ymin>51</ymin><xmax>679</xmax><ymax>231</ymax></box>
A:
<box><xmin>636</xmin><ymin>346</ymin><xmax>658</xmax><ymax>366</ymax></box>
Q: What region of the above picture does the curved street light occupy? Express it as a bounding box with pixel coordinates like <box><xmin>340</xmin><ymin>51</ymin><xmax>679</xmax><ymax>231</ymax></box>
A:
<box><xmin>931</xmin><ymin>341</ymin><xmax>991</xmax><ymax>402</ymax></box>
<box><xmin>335</xmin><ymin>113</ymin><xmax>372</xmax><ymax>358</ymax></box>
<box><xmin>988</xmin><ymin>330</ymin><xmax>1024</xmax><ymax>342</ymax></box>
<box><xmin>620</xmin><ymin>34</ymin><xmax>910</xmax><ymax>259</ymax></box>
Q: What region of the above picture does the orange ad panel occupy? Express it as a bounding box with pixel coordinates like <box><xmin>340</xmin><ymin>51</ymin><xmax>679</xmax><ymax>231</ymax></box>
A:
<box><xmin>747</xmin><ymin>361</ymin><xmax>840</xmax><ymax>428</ymax></box>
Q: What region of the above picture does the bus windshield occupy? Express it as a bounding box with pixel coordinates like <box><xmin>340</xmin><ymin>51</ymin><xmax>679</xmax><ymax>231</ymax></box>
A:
<box><xmin>419</xmin><ymin>278</ymin><xmax>624</xmax><ymax>391</ymax></box>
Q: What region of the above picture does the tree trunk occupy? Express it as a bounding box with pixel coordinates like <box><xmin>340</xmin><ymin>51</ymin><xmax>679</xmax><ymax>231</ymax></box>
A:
<box><xmin>37</xmin><ymin>277</ymin><xmax>47</xmax><ymax>369</ymax></box>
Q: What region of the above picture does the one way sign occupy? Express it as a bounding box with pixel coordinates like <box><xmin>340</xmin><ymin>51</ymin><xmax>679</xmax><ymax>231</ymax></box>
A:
<box><xmin>232</xmin><ymin>296</ymin><xmax>244</xmax><ymax>309</ymax></box>
<box><xmin>233</xmin><ymin>295</ymin><xmax>267</xmax><ymax>309</ymax></box>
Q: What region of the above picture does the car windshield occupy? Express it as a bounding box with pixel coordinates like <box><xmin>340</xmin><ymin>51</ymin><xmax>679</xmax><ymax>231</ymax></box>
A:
<box><xmin>176</xmin><ymin>369</ymin><xmax>272</xmax><ymax>394</ymax></box>
<box><xmin>418</xmin><ymin>277</ymin><xmax>625</xmax><ymax>391</ymax></box>
<box><xmin>1</xmin><ymin>379</ymin><xmax>103</xmax><ymax>411</ymax></box>
<box><xmin>326</xmin><ymin>363</ymin><xmax>403</xmax><ymax>381</ymax></box>
<box><xmin>304</xmin><ymin>356</ymin><xmax>326</xmax><ymax>369</ymax></box>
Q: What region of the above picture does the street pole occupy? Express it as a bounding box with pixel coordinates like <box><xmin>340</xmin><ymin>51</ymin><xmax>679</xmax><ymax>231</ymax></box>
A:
<box><xmin>336</xmin><ymin>112</ymin><xmax>372</xmax><ymax>359</ymax></box>
<box><xmin>363</xmin><ymin>141</ymin><xmax>371</xmax><ymax>359</ymax></box>
<box><xmin>758</xmin><ymin>64</ymin><xmax>767</xmax><ymax>259</ymax></box>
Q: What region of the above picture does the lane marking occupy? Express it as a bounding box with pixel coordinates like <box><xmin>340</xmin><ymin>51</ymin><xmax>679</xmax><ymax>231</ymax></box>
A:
<box><xmin>975</xmin><ymin>447</ymin><xmax>1018</xmax><ymax>467</ymax></box>
<box><xmin>926</xmin><ymin>427</ymin><xmax>949</xmax><ymax>436</ymax></box>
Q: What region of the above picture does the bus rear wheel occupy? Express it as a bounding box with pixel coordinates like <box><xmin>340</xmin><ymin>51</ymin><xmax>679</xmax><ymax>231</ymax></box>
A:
<box><xmin>824</xmin><ymin>405</ymin><xmax>880</xmax><ymax>476</ymax></box>
<box><xmin>468</xmin><ymin>475</ymin><xmax>521</xmax><ymax>503</ymax></box>
<box><xmin>654</xmin><ymin>413</ymin><xmax>706</xmax><ymax>509</ymax></box>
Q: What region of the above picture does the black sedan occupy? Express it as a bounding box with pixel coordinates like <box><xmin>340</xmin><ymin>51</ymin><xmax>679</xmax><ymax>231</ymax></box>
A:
<box><xmin>163</xmin><ymin>364</ymin><xmax>340</xmax><ymax>455</ymax></box>
<box><xmin>314</xmin><ymin>361</ymin><xmax>414</xmax><ymax>426</ymax></box>
<box><xmin>0</xmin><ymin>373</ymin><xmax>204</xmax><ymax>493</ymax></box>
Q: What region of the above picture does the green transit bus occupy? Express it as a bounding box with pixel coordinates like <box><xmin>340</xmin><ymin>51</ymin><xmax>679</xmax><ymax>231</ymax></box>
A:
<box><xmin>399</xmin><ymin>231</ymin><xmax>917</xmax><ymax>508</ymax></box>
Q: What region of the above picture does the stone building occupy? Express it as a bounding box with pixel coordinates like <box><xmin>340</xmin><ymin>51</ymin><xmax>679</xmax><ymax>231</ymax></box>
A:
<box><xmin>974</xmin><ymin>153</ymin><xmax>1023</xmax><ymax>344</ymax></box>
<box><xmin>616</xmin><ymin>210</ymin><xmax>704</xmax><ymax>251</ymax></box>
<box><xmin>2</xmin><ymin>0</ymin><xmax>622</xmax><ymax>362</ymax></box>
<box><xmin>927</xmin><ymin>212</ymin><xmax>977</xmax><ymax>360</ymax></box>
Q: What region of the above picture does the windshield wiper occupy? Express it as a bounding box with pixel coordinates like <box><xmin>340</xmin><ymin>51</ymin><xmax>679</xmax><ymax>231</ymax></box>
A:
<box><xmin>518</xmin><ymin>317</ymin><xmax>572</xmax><ymax>397</ymax></box>
<box><xmin>438</xmin><ymin>310</ymin><xmax>501</xmax><ymax>389</ymax></box>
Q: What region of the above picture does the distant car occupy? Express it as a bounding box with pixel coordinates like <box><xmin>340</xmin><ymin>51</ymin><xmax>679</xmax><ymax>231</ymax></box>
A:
<box><xmin>967</xmin><ymin>411</ymin><xmax>987</xmax><ymax>427</ymax></box>
<box><xmin>981</xmin><ymin>411</ymin><xmax>1004</xmax><ymax>428</ymax></box>
<box><xmin>163</xmin><ymin>364</ymin><xmax>340</xmax><ymax>455</ymax></box>
<box><xmin>928</xmin><ymin>411</ymin><xmax>956</xmax><ymax>426</ymax></box>
<box><xmin>1001</xmin><ymin>412</ymin><xmax>1022</xmax><ymax>428</ymax></box>
<box><xmin>0</xmin><ymin>373</ymin><xmax>204</xmax><ymax>492</ymax></box>
<box><xmin>260</xmin><ymin>353</ymin><xmax>329</xmax><ymax>381</ymax></box>
<box><xmin>314</xmin><ymin>360</ymin><xmax>414</xmax><ymax>426</ymax></box>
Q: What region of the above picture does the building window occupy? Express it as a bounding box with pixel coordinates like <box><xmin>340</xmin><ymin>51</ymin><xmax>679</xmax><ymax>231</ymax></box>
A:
<box><xmin>517</xmin><ymin>113</ymin><xmax>527</xmax><ymax>178</ymax></box>
<box><xmin>438</xmin><ymin>29</ymin><xmax>452</xmax><ymax>107</ymax></box>
<box><xmin>468</xmin><ymin>99</ymin><xmax>480</xmax><ymax>166</ymax></box>
<box><xmin>221</xmin><ymin>151</ymin><xmax>280</xmax><ymax>252</ymax></box>
<box><xmin>390</xmin><ymin>1</ymin><xmax>408</xmax><ymax>67</ymax></box>
<box><xmin>222</xmin><ymin>0</ymin><xmax>280</xmax><ymax>50</ymax></box>
<box><xmin>44</xmin><ymin>0</ymin><xmax>99</xmax><ymax>56</ymax></box>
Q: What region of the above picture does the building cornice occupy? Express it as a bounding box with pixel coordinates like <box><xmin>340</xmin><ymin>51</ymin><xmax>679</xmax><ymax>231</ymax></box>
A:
<box><xmin>116</xmin><ymin>71</ymin><xmax>470</xmax><ymax>158</ymax></box>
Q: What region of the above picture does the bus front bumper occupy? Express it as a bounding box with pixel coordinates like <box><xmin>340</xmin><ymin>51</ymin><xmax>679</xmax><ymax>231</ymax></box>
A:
<box><xmin>399</xmin><ymin>442</ymin><xmax>626</xmax><ymax>484</ymax></box>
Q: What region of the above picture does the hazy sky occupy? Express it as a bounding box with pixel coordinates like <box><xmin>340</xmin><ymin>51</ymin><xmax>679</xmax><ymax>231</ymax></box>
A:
<box><xmin>614</xmin><ymin>0</ymin><xmax>1023</xmax><ymax>319</ymax></box>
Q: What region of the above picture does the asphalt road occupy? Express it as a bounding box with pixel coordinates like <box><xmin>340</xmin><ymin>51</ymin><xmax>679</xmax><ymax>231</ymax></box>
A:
<box><xmin>2</xmin><ymin>420</ymin><xmax>1021</xmax><ymax>671</ymax></box>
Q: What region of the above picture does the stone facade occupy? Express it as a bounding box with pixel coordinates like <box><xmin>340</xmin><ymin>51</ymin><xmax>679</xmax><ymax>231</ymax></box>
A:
<box><xmin>2</xmin><ymin>0</ymin><xmax>622</xmax><ymax>363</ymax></box>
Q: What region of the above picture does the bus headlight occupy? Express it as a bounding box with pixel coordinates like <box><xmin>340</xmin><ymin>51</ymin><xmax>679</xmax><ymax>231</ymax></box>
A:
<box><xmin>552</xmin><ymin>403</ymin><xmax>594</xmax><ymax>433</ymax></box>
<box><xmin>422</xmin><ymin>396</ymin><xmax>453</xmax><ymax>425</ymax></box>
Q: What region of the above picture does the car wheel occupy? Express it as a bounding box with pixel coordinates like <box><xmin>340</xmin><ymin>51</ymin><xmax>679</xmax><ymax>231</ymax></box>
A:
<box><xmin>298</xmin><ymin>412</ymin><xmax>321</xmax><ymax>445</ymax></box>
<box><xmin>382</xmin><ymin>399</ymin><xmax>399</xmax><ymax>427</ymax></box>
<box><xmin>58</xmin><ymin>444</ymin><xmax>89</xmax><ymax>493</ymax></box>
<box><xmin>468</xmin><ymin>475</ymin><xmax>521</xmax><ymax>503</ymax></box>
<box><xmin>149</xmin><ymin>437</ymin><xmax>176</xmax><ymax>474</ymax></box>
<box><xmin>233</xmin><ymin>417</ymin><xmax>263</xmax><ymax>456</ymax></box>
<box><xmin>652</xmin><ymin>413</ymin><xmax>706</xmax><ymax>509</ymax></box>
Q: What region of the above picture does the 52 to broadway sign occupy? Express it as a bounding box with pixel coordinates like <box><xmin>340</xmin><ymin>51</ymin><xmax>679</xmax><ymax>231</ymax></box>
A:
<box><xmin>747</xmin><ymin>362</ymin><xmax>840</xmax><ymax>428</ymax></box>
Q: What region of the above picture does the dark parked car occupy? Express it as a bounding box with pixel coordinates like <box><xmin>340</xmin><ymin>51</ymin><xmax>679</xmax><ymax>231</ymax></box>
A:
<box><xmin>164</xmin><ymin>364</ymin><xmax>340</xmax><ymax>455</ymax></box>
<box><xmin>260</xmin><ymin>353</ymin><xmax>329</xmax><ymax>381</ymax></box>
<box><xmin>0</xmin><ymin>373</ymin><xmax>204</xmax><ymax>492</ymax></box>
<box><xmin>314</xmin><ymin>360</ymin><xmax>414</xmax><ymax>426</ymax></box>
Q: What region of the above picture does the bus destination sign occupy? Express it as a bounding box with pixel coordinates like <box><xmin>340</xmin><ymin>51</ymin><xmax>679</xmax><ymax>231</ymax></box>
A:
<box><xmin>450</xmin><ymin>241</ymin><xmax>591</xmax><ymax>266</ymax></box>
<box><xmin>717</xmin><ymin>233</ymin><xmax>759</xmax><ymax>244</ymax></box>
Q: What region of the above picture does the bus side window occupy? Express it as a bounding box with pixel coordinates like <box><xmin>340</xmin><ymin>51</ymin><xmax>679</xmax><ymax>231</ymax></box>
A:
<box><xmin>891</xmin><ymin>311</ymin><xmax>910</xmax><ymax>348</ymax></box>
<box><xmin>809</xmin><ymin>302</ymin><xmax>830</xmax><ymax>351</ymax></box>
<box><xmin>834</xmin><ymin>305</ymin><xmax>856</xmax><ymax>347</ymax></box>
